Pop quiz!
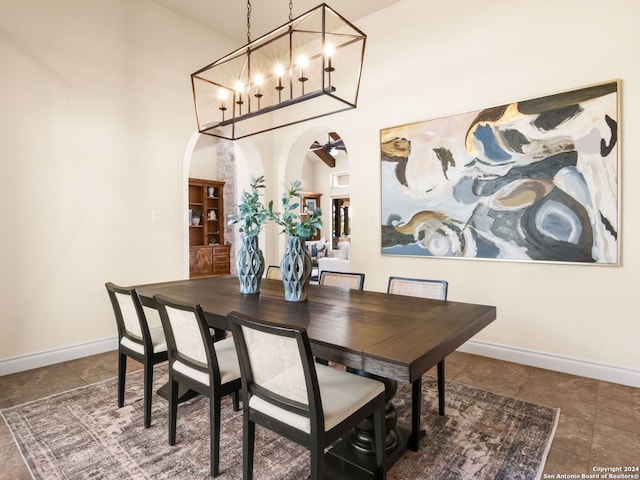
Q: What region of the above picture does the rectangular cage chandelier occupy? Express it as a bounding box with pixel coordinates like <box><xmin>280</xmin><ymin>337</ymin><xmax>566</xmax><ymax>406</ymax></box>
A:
<box><xmin>191</xmin><ymin>3</ymin><xmax>366</xmax><ymax>141</ymax></box>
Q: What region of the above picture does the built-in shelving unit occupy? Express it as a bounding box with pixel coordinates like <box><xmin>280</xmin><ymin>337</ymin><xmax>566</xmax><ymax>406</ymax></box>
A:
<box><xmin>188</xmin><ymin>178</ymin><xmax>230</xmax><ymax>278</ymax></box>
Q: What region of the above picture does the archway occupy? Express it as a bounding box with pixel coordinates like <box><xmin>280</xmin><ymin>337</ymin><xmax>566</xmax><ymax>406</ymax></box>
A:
<box><xmin>182</xmin><ymin>131</ymin><xmax>265</xmax><ymax>277</ymax></box>
<box><xmin>282</xmin><ymin>126</ymin><xmax>352</xmax><ymax>253</ymax></box>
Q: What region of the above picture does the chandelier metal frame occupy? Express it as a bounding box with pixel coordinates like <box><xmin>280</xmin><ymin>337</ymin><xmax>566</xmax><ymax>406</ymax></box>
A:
<box><xmin>191</xmin><ymin>2</ymin><xmax>367</xmax><ymax>140</ymax></box>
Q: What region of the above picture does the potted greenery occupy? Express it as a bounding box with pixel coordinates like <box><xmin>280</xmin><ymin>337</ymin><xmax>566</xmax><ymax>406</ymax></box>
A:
<box><xmin>269</xmin><ymin>180</ymin><xmax>322</xmax><ymax>302</ymax></box>
<box><xmin>227</xmin><ymin>175</ymin><xmax>269</xmax><ymax>294</ymax></box>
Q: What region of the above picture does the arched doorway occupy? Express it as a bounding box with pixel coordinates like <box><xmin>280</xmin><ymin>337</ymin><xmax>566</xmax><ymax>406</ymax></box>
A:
<box><xmin>183</xmin><ymin>132</ymin><xmax>265</xmax><ymax>278</ymax></box>
<box><xmin>301</xmin><ymin>130</ymin><xmax>351</xmax><ymax>250</ymax></box>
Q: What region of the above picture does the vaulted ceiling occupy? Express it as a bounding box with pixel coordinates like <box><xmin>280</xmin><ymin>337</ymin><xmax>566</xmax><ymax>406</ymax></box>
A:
<box><xmin>152</xmin><ymin>0</ymin><xmax>403</xmax><ymax>43</ymax></box>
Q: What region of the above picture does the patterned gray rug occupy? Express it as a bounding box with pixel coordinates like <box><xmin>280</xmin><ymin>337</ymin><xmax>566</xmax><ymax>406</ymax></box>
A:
<box><xmin>2</xmin><ymin>365</ymin><xmax>558</xmax><ymax>479</ymax></box>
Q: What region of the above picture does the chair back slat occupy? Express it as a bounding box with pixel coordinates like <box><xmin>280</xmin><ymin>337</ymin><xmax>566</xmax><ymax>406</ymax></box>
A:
<box><xmin>164</xmin><ymin>305</ymin><xmax>208</xmax><ymax>364</ymax></box>
<box><xmin>114</xmin><ymin>291</ymin><xmax>144</xmax><ymax>338</ymax></box>
<box><xmin>265</xmin><ymin>265</ymin><xmax>281</xmax><ymax>280</ymax></box>
<box><xmin>387</xmin><ymin>277</ymin><xmax>448</xmax><ymax>300</ymax></box>
<box><xmin>229</xmin><ymin>312</ymin><xmax>320</xmax><ymax>419</ymax></box>
<box><xmin>240</xmin><ymin>325</ymin><xmax>308</xmax><ymax>405</ymax></box>
<box><xmin>319</xmin><ymin>271</ymin><xmax>365</xmax><ymax>290</ymax></box>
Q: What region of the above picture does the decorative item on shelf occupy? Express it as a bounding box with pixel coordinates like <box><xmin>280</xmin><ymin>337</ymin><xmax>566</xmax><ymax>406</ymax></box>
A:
<box><xmin>191</xmin><ymin>209</ymin><xmax>202</xmax><ymax>226</ymax></box>
<box><xmin>303</xmin><ymin>198</ymin><xmax>317</xmax><ymax>213</ymax></box>
<box><xmin>227</xmin><ymin>175</ymin><xmax>269</xmax><ymax>294</ymax></box>
<box><xmin>208</xmin><ymin>210</ymin><xmax>217</xmax><ymax>221</ymax></box>
<box><xmin>207</xmin><ymin>186</ymin><xmax>214</xmax><ymax>197</ymax></box>
<box><xmin>190</xmin><ymin>1</ymin><xmax>366</xmax><ymax>141</ymax></box>
<box><xmin>269</xmin><ymin>180</ymin><xmax>322</xmax><ymax>302</ymax></box>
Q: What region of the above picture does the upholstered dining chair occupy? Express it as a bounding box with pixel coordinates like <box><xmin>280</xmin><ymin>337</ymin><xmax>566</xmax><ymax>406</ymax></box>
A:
<box><xmin>105</xmin><ymin>282</ymin><xmax>168</xmax><ymax>429</ymax></box>
<box><xmin>387</xmin><ymin>276</ymin><xmax>448</xmax><ymax>415</ymax></box>
<box><xmin>227</xmin><ymin>311</ymin><xmax>387</xmax><ymax>480</ymax></box>
<box><xmin>317</xmin><ymin>270</ymin><xmax>365</xmax><ymax>366</ymax></box>
<box><xmin>265</xmin><ymin>265</ymin><xmax>281</xmax><ymax>280</ymax></box>
<box><xmin>154</xmin><ymin>294</ymin><xmax>242</xmax><ymax>477</ymax></box>
<box><xmin>318</xmin><ymin>270</ymin><xmax>365</xmax><ymax>290</ymax></box>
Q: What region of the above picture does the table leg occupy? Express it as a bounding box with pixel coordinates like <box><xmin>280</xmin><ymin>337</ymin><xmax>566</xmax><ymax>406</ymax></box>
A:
<box><xmin>156</xmin><ymin>382</ymin><xmax>199</xmax><ymax>403</ymax></box>
<box><xmin>348</xmin><ymin>376</ymin><xmax>399</xmax><ymax>455</ymax></box>
<box><xmin>326</xmin><ymin>369</ymin><xmax>410</xmax><ymax>477</ymax></box>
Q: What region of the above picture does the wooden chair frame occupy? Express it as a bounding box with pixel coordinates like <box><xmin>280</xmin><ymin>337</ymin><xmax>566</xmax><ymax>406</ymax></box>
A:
<box><xmin>228</xmin><ymin>311</ymin><xmax>386</xmax><ymax>480</ymax></box>
<box><xmin>387</xmin><ymin>276</ymin><xmax>448</xmax><ymax>416</ymax></box>
<box><xmin>265</xmin><ymin>265</ymin><xmax>281</xmax><ymax>280</ymax></box>
<box><xmin>106</xmin><ymin>282</ymin><xmax>168</xmax><ymax>429</ymax></box>
<box><xmin>155</xmin><ymin>294</ymin><xmax>241</xmax><ymax>477</ymax></box>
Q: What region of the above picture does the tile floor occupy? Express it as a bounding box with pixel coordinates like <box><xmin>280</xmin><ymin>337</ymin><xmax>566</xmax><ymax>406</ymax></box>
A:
<box><xmin>1</xmin><ymin>351</ymin><xmax>638</xmax><ymax>479</ymax></box>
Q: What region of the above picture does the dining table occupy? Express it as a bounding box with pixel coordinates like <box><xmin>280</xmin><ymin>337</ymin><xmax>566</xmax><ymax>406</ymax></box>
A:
<box><xmin>134</xmin><ymin>275</ymin><xmax>496</xmax><ymax>478</ymax></box>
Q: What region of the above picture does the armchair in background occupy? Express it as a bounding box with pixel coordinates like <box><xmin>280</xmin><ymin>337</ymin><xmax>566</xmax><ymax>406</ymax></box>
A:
<box><xmin>317</xmin><ymin>240</ymin><xmax>351</xmax><ymax>277</ymax></box>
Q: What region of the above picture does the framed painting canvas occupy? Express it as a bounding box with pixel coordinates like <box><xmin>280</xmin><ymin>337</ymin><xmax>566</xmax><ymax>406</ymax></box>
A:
<box><xmin>380</xmin><ymin>80</ymin><xmax>620</xmax><ymax>265</ymax></box>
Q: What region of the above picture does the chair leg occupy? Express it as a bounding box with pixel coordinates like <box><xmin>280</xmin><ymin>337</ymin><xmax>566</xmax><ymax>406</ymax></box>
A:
<box><xmin>118</xmin><ymin>352</ymin><xmax>127</xmax><ymax>408</ymax></box>
<box><xmin>373</xmin><ymin>400</ymin><xmax>386</xmax><ymax>480</ymax></box>
<box><xmin>232</xmin><ymin>390</ymin><xmax>240</xmax><ymax>412</ymax></box>
<box><xmin>437</xmin><ymin>359</ymin><xmax>445</xmax><ymax>416</ymax></box>
<box><xmin>169</xmin><ymin>379</ymin><xmax>179</xmax><ymax>445</ymax></box>
<box><xmin>243</xmin><ymin>416</ymin><xmax>255</xmax><ymax>480</ymax></box>
<box><xmin>143</xmin><ymin>361</ymin><xmax>153</xmax><ymax>428</ymax></box>
<box><xmin>310</xmin><ymin>437</ymin><xmax>325</xmax><ymax>480</ymax></box>
<box><xmin>210</xmin><ymin>395</ymin><xmax>221</xmax><ymax>477</ymax></box>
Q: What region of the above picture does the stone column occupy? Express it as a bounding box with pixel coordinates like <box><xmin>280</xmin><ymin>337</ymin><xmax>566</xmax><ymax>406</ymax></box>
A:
<box><xmin>216</xmin><ymin>139</ymin><xmax>237</xmax><ymax>274</ymax></box>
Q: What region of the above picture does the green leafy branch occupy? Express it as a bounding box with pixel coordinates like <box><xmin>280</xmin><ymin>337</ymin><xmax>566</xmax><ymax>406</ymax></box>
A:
<box><xmin>269</xmin><ymin>180</ymin><xmax>322</xmax><ymax>238</ymax></box>
<box><xmin>227</xmin><ymin>175</ymin><xmax>269</xmax><ymax>237</ymax></box>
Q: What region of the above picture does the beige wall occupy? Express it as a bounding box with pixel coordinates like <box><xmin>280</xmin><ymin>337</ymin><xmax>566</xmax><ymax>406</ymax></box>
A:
<box><xmin>1</xmin><ymin>0</ymin><xmax>638</xmax><ymax>385</ymax></box>
<box><xmin>0</xmin><ymin>0</ymin><xmax>234</xmax><ymax>359</ymax></box>
<box><xmin>264</xmin><ymin>0</ymin><xmax>640</xmax><ymax>382</ymax></box>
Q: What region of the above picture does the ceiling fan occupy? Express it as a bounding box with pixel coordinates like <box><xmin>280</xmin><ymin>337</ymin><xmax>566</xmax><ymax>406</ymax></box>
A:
<box><xmin>308</xmin><ymin>132</ymin><xmax>346</xmax><ymax>167</ymax></box>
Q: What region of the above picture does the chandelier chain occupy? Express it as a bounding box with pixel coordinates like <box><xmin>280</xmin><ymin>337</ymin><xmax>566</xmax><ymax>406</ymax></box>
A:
<box><xmin>289</xmin><ymin>0</ymin><xmax>293</xmax><ymax>21</ymax></box>
<box><xmin>247</xmin><ymin>0</ymin><xmax>252</xmax><ymax>44</ymax></box>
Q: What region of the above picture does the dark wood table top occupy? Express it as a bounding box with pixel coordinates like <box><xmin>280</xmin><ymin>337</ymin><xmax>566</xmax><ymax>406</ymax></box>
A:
<box><xmin>135</xmin><ymin>275</ymin><xmax>496</xmax><ymax>384</ymax></box>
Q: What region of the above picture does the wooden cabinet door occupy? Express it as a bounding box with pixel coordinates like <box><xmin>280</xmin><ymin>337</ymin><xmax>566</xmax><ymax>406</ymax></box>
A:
<box><xmin>189</xmin><ymin>246</ymin><xmax>213</xmax><ymax>277</ymax></box>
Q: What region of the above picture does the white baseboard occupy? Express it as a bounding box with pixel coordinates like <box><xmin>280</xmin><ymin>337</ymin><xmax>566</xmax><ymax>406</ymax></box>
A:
<box><xmin>0</xmin><ymin>337</ymin><xmax>118</xmax><ymax>376</ymax></box>
<box><xmin>458</xmin><ymin>339</ymin><xmax>640</xmax><ymax>388</ymax></box>
<box><xmin>2</xmin><ymin>336</ymin><xmax>638</xmax><ymax>388</ymax></box>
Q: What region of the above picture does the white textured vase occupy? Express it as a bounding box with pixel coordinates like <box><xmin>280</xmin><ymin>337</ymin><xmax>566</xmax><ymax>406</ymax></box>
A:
<box><xmin>237</xmin><ymin>235</ymin><xmax>265</xmax><ymax>294</ymax></box>
<box><xmin>280</xmin><ymin>236</ymin><xmax>312</xmax><ymax>302</ymax></box>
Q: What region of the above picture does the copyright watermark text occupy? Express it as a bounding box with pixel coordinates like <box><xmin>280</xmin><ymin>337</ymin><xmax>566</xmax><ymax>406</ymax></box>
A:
<box><xmin>544</xmin><ymin>466</ymin><xmax>640</xmax><ymax>479</ymax></box>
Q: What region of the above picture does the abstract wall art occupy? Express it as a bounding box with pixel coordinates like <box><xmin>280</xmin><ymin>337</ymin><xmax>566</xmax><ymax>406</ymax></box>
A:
<box><xmin>380</xmin><ymin>81</ymin><xmax>620</xmax><ymax>264</ymax></box>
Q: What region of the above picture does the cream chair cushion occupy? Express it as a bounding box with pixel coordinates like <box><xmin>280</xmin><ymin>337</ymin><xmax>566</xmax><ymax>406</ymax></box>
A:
<box><xmin>249</xmin><ymin>363</ymin><xmax>384</xmax><ymax>433</ymax></box>
<box><xmin>172</xmin><ymin>337</ymin><xmax>240</xmax><ymax>386</ymax></box>
<box><xmin>120</xmin><ymin>325</ymin><xmax>167</xmax><ymax>355</ymax></box>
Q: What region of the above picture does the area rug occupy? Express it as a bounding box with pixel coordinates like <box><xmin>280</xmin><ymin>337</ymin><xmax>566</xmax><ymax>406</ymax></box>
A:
<box><xmin>1</xmin><ymin>365</ymin><xmax>558</xmax><ymax>479</ymax></box>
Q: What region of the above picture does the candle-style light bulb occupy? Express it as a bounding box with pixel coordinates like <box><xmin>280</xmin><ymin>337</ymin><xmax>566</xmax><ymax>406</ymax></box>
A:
<box><xmin>234</xmin><ymin>81</ymin><xmax>245</xmax><ymax>97</ymax></box>
<box><xmin>218</xmin><ymin>90</ymin><xmax>228</xmax><ymax>108</ymax></box>
<box><xmin>254</xmin><ymin>74</ymin><xmax>264</xmax><ymax>92</ymax></box>
<box><xmin>274</xmin><ymin>63</ymin><xmax>285</xmax><ymax>102</ymax></box>
<box><xmin>274</xmin><ymin>64</ymin><xmax>285</xmax><ymax>89</ymax></box>
<box><xmin>254</xmin><ymin>74</ymin><xmax>264</xmax><ymax>109</ymax></box>
<box><xmin>234</xmin><ymin>81</ymin><xmax>245</xmax><ymax>115</ymax></box>
<box><xmin>297</xmin><ymin>55</ymin><xmax>308</xmax><ymax>76</ymax></box>
<box><xmin>324</xmin><ymin>44</ymin><xmax>335</xmax><ymax>72</ymax></box>
<box><xmin>218</xmin><ymin>90</ymin><xmax>228</xmax><ymax>122</ymax></box>
<box><xmin>297</xmin><ymin>55</ymin><xmax>309</xmax><ymax>95</ymax></box>
<box><xmin>324</xmin><ymin>44</ymin><xmax>335</xmax><ymax>91</ymax></box>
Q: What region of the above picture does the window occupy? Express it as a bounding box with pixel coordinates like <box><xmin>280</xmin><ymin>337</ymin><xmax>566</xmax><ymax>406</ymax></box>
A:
<box><xmin>331</xmin><ymin>172</ymin><xmax>350</xmax><ymax>188</ymax></box>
